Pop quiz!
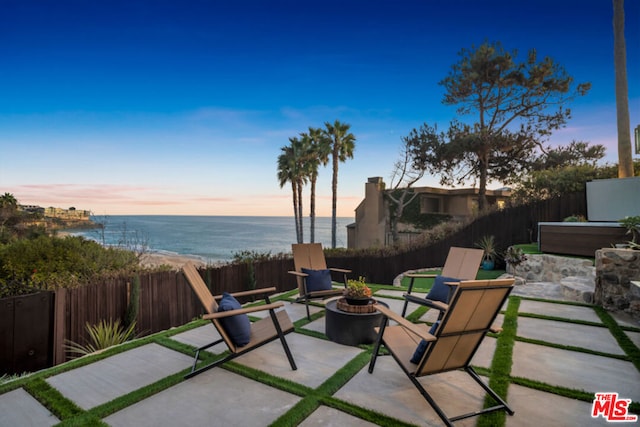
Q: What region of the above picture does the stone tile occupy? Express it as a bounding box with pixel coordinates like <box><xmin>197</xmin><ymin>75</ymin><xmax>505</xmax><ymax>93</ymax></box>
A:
<box><xmin>625</xmin><ymin>330</ymin><xmax>640</xmax><ymax>349</ymax></box>
<box><xmin>0</xmin><ymin>388</ymin><xmax>59</xmax><ymax>427</ymax></box>
<box><xmin>512</xmin><ymin>341</ymin><xmax>640</xmax><ymax>402</ymax></box>
<box><xmin>299</xmin><ymin>406</ymin><xmax>378</xmax><ymax>427</ymax></box>
<box><xmin>506</xmin><ymin>383</ymin><xmax>602</xmax><ymax>427</ymax></box>
<box><xmin>46</xmin><ymin>344</ymin><xmax>193</xmax><ymax>410</ymax></box>
<box><xmin>250</xmin><ymin>301</ymin><xmax>323</xmax><ymax>322</ymax></box>
<box><xmin>336</xmin><ymin>358</ymin><xmax>487</xmax><ymax>426</ymax></box>
<box><xmin>234</xmin><ymin>333</ymin><xmax>363</xmax><ymax>389</ymax></box>
<box><xmin>301</xmin><ymin>315</ymin><xmax>326</xmax><ymax>335</ymax></box>
<box><xmin>471</xmin><ymin>336</ymin><xmax>497</xmax><ymax>369</ymax></box>
<box><xmin>104</xmin><ymin>368</ymin><xmax>300</xmax><ymax>427</ymax></box>
<box><xmin>518</xmin><ymin>300</ymin><xmax>601</xmax><ymax>323</ymax></box>
<box><xmin>171</xmin><ymin>323</ymin><xmax>227</xmax><ymax>354</ymax></box>
<box><xmin>517</xmin><ymin>317</ymin><xmax>625</xmax><ymax>355</ymax></box>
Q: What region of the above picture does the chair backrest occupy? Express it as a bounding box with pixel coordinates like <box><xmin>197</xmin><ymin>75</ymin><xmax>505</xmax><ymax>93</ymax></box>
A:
<box><xmin>417</xmin><ymin>278</ymin><xmax>514</xmax><ymax>375</ymax></box>
<box><xmin>182</xmin><ymin>262</ymin><xmax>237</xmax><ymax>351</ymax></box>
<box><xmin>292</xmin><ymin>243</ymin><xmax>328</xmax><ymax>294</ymax></box>
<box><xmin>440</xmin><ymin>246</ymin><xmax>485</xmax><ymax>280</ymax></box>
<box><xmin>182</xmin><ymin>262</ymin><xmax>218</xmax><ymax>314</ymax></box>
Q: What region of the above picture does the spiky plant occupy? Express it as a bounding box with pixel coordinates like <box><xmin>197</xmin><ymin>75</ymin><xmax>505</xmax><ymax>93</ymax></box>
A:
<box><xmin>65</xmin><ymin>319</ymin><xmax>138</xmax><ymax>357</ymax></box>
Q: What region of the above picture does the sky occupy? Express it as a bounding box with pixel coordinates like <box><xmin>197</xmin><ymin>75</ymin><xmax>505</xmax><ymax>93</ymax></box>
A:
<box><xmin>1</xmin><ymin>0</ymin><xmax>638</xmax><ymax>217</ymax></box>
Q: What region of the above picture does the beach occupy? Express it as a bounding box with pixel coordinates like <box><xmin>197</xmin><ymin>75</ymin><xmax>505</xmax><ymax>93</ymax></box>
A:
<box><xmin>139</xmin><ymin>252</ymin><xmax>207</xmax><ymax>270</ymax></box>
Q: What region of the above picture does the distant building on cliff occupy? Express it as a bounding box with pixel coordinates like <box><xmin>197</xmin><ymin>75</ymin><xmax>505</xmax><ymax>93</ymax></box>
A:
<box><xmin>44</xmin><ymin>206</ymin><xmax>91</xmax><ymax>221</ymax></box>
<box><xmin>347</xmin><ymin>177</ymin><xmax>511</xmax><ymax>249</ymax></box>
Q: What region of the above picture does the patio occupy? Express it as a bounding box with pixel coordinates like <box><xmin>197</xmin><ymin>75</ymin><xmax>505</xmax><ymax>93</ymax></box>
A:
<box><xmin>1</xmin><ymin>282</ymin><xmax>639</xmax><ymax>426</ymax></box>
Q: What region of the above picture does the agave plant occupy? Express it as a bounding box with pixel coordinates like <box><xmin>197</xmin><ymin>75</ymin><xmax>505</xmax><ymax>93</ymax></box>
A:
<box><xmin>65</xmin><ymin>319</ymin><xmax>138</xmax><ymax>357</ymax></box>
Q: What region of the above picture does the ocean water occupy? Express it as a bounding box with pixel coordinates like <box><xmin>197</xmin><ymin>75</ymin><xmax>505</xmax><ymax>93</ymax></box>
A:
<box><xmin>70</xmin><ymin>215</ymin><xmax>353</xmax><ymax>264</ymax></box>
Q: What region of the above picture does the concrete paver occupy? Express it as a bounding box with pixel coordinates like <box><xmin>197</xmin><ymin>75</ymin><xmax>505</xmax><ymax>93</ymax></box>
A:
<box><xmin>505</xmin><ymin>383</ymin><xmax>602</xmax><ymax>427</ymax></box>
<box><xmin>45</xmin><ymin>343</ymin><xmax>193</xmax><ymax>410</ymax></box>
<box><xmin>234</xmin><ymin>333</ymin><xmax>362</xmax><ymax>389</ymax></box>
<box><xmin>299</xmin><ymin>406</ymin><xmax>378</xmax><ymax>427</ymax></box>
<box><xmin>104</xmin><ymin>368</ymin><xmax>300</xmax><ymax>427</ymax></box>
<box><xmin>518</xmin><ymin>300</ymin><xmax>602</xmax><ymax>323</ymax></box>
<box><xmin>3</xmin><ymin>279</ymin><xmax>639</xmax><ymax>427</ymax></box>
<box><xmin>516</xmin><ymin>317</ymin><xmax>625</xmax><ymax>355</ymax></box>
<box><xmin>0</xmin><ymin>388</ymin><xmax>59</xmax><ymax>427</ymax></box>
<box><xmin>512</xmin><ymin>341</ymin><xmax>640</xmax><ymax>402</ymax></box>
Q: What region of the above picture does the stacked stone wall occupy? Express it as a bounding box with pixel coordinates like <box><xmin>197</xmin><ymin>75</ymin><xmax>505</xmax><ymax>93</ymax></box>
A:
<box><xmin>594</xmin><ymin>248</ymin><xmax>640</xmax><ymax>319</ymax></box>
<box><xmin>507</xmin><ymin>254</ymin><xmax>595</xmax><ymax>282</ymax></box>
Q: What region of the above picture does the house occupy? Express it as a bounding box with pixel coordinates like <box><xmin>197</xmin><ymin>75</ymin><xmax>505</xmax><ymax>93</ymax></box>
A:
<box><xmin>347</xmin><ymin>177</ymin><xmax>511</xmax><ymax>249</ymax></box>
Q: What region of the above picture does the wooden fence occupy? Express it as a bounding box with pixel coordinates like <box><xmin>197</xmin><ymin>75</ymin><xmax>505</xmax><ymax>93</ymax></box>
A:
<box><xmin>26</xmin><ymin>192</ymin><xmax>587</xmax><ymax>368</ymax></box>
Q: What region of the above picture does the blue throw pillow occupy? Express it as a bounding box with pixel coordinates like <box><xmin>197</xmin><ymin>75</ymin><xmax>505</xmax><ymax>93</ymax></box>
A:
<box><xmin>301</xmin><ymin>268</ymin><xmax>333</xmax><ymax>292</ymax></box>
<box><xmin>217</xmin><ymin>292</ymin><xmax>251</xmax><ymax>347</ymax></box>
<box><xmin>426</xmin><ymin>275</ymin><xmax>461</xmax><ymax>303</ymax></box>
<box><xmin>410</xmin><ymin>321</ymin><xmax>440</xmax><ymax>364</ymax></box>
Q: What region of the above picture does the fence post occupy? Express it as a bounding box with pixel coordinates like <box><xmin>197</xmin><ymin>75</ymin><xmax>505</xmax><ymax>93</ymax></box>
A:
<box><xmin>53</xmin><ymin>288</ymin><xmax>66</xmax><ymax>366</ymax></box>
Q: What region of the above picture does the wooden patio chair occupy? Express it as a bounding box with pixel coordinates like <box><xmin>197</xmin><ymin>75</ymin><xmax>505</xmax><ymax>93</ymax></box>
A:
<box><xmin>182</xmin><ymin>262</ymin><xmax>297</xmax><ymax>379</ymax></box>
<box><xmin>369</xmin><ymin>278</ymin><xmax>515</xmax><ymax>426</ymax></box>
<box><xmin>401</xmin><ymin>246</ymin><xmax>484</xmax><ymax>317</ymax></box>
<box><xmin>288</xmin><ymin>243</ymin><xmax>351</xmax><ymax>320</ymax></box>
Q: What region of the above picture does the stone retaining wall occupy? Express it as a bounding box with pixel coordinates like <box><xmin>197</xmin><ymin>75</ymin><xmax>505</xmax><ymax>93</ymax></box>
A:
<box><xmin>594</xmin><ymin>248</ymin><xmax>640</xmax><ymax>319</ymax></box>
<box><xmin>507</xmin><ymin>253</ymin><xmax>595</xmax><ymax>282</ymax></box>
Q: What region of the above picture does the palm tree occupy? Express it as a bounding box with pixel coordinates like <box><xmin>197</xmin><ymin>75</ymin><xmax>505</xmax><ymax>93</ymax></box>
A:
<box><xmin>0</xmin><ymin>192</ymin><xmax>19</xmax><ymax>238</ymax></box>
<box><xmin>613</xmin><ymin>0</ymin><xmax>634</xmax><ymax>177</ymax></box>
<box><xmin>302</xmin><ymin>127</ymin><xmax>331</xmax><ymax>243</ymax></box>
<box><xmin>323</xmin><ymin>120</ymin><xmax>356</xmax><ymax>248</ymax></box>
<box><xmin>277</xmin><ymin>144</ymin><xmax>302</xmax><ymax>243</ymax></box>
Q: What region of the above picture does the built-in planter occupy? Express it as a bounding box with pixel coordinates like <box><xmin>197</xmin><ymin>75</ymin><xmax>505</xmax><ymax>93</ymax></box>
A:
<box><xmin>594</xmin><ymin>248</ymin><xmax>640</xmax><ymax>320</ymax></box>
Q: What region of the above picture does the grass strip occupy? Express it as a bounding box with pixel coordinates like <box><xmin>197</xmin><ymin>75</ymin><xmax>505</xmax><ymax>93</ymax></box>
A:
<box><xmin>24</xmin><ymin>378</ymin><xmax>84</xmax><ymax>421</ymax></box>
<box><xmin>56</xmin><ymin>413</ymin><xmax>109</xmax><ymax>426</ymax></box>
<box><xmin>594</xmin><ymin>306</ymin><xmax>640</xmax><ymax>372</ymax></box>
<box><xmin>477</xmin><ymin>296</ymin><xmax>519</xmax><ymax>427</ymax></box>
<box><xmin>319</xmin><ymin>395</ymin><xmax>419</xmax><ymax>427</ymax></box>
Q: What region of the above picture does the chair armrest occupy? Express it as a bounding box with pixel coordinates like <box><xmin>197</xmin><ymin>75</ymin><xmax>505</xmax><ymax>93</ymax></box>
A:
<box><xmin>375</xmin><ymin>304</ymin><xmax>436</xmax><ymax>342</ymax></box>
<box><xmin>203</xmin><ymin>301</ymin><xmax>285</xmax><ymax>320</ymax></box>
<box><xmin>404</xmin><ymin>273</ymin><xmax>437</xmax><ymax>279</ymax></box>
<box><xmin>329</xmin><ymin>267</ymin><xmax>351</xmax><ymax>274</ymax></box>
<box><xmin>489</xmin><ymin>325</ymin><xmax>503</xmax><ymax>334</ymax></box>
<box><xmin>213</xmin><ymin>287</ymin><xmax>277</xmax><ymax>300</ymax></box>
<box><xmin>288</xmin><ymin>270</ymin><xmax>307</xmax><ymax>277</ymax></box>
<box><xmin>403</xmin><ymin>294</ymin><xmax>448</xmax><ymax>312</ymax></box>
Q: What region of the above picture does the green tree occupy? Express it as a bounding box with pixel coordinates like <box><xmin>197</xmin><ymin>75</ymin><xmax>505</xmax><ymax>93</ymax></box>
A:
<box><xmin>301</xmin><ymin>127</ymin><xmax>331</xmax><ymax>243</ymax></box>
<box><xmin>411</xmin><ymin>42</ymin><xmax>591</xmax><ymax>211</ymax></box>
<box><xmin>1</xmin><ymin>193</ymin><xmax>20</xmax><ymax>241</ymax></box>
<box><xmin>511</xmin><ymin>141</ymin><xmax>609</xmax><ymax>202</ymax></box>
<box><xmin>323</xmin><ymin>120</ymin><xmax>356</xmax><ymax>248</ymax></box>
<box><xmin>613</xmin><ymin>0</ymin><xmax>634</xmax><ymax>177</ymax></box>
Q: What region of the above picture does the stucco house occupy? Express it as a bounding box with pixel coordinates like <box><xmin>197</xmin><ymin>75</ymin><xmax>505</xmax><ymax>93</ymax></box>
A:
<box><xmin>347</xmin><ymin>177</ymin><xmax>511</xmax><ymax>249</ymax></box>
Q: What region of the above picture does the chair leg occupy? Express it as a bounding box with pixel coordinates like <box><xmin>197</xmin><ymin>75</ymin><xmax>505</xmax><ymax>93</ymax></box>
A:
<box><xmin>268</xmin><ymin>309</ymin><xmax>297</xmax><ymax>370</ymax></box>
<box><xmin>368</xmin><ymin>318</ymin><xmax>388</xmax><ymax>373</ymax></box>
<box><xmin>465</xmin><ymin>366</ymin><xmax>514</xmax><ymax>415</ymax></box>
<box><xmin>401</xmin><ymin>276</ymin><xmax>417</xmax><ymax>317</ymax></box>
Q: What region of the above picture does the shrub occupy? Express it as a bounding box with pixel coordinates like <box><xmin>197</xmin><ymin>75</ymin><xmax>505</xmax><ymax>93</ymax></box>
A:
<box><xmin>0</xmin><ymin>235</ymin><xmax>138</xmax><ymax>291</ymax></box>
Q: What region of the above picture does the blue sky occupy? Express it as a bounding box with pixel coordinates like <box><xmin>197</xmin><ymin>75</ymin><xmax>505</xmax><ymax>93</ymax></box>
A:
<box><xmin>1</xmin><ymin>0</ymin><xmax>638</xmax><ymax>216</ymax></box>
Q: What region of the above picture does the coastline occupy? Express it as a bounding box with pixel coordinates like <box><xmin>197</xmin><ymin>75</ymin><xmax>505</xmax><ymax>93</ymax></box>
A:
<box><xmin>139</xmin><ymin>252</ymin><xmax>209</xmax><ymax>270</ymax></box>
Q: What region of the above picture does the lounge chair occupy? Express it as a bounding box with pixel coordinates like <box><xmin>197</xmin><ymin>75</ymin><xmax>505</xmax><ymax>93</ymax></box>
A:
<box><xmin>369</xmin><ymin>278</ymin><xmax>515</xmax><ymax>426</ymax></box>
<box><xmin>288</xmin><ymin>243</ymin><xmax>351</xmax><ymax>320</ymax></box>
<box><xmin>181</xmin><ymin>262</ymin><xmax>296</xmax><ymax>379</ymax></box>
<box><xmin>402</xmin><ymin>246</ymin><xmax>484</xmax><ymax>317</ymax></box>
